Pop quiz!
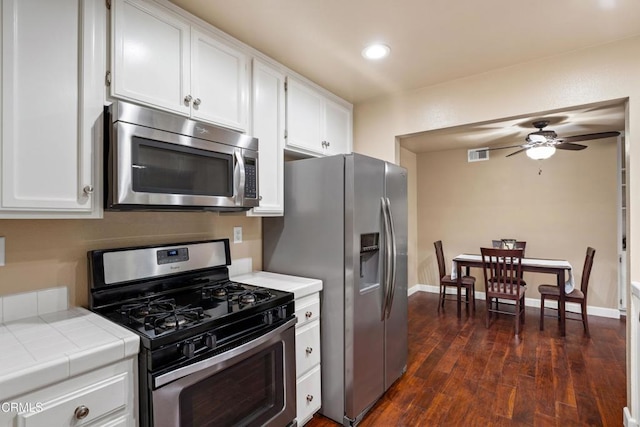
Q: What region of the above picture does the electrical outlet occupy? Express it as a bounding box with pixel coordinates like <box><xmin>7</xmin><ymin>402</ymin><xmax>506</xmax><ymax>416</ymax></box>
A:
<box><xmin>233</xmin><ymin>227</ymin><xmax>242</xmax><ymax>244</ymax></box>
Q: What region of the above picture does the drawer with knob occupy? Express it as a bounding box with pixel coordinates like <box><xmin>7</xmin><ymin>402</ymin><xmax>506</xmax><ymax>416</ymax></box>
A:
<box><xmin>294</xmin><ymin>293</ymin><xmax>320</xmax><ymax>327</ymax></box>
<box><xmin>14</xmin><ymin>372</ymin><xmax>128</xmax><ymax>427</ymax></box>
<box><xmin>296</xmin><ymin>364</ymin><xmax>321</xmax><ymax>426</ymax></box>
<box><xmin>295</xmin><ymin>320</ymin><xmax>320</xmax><ymax>377</ymax></box>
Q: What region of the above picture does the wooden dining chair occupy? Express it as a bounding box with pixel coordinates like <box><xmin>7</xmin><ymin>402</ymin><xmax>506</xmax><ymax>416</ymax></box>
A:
<box><xmin>489</xmin><ymin>240</ymin><xmax>527</xmax><ymax>310</ymax></box>
<box><xmin>434</xmin><ymin>240</ymin><xmax>476</xmax><ymax>313</ymax></box>
<box><xmin>538</xmin><ymin>247</ymin><xmax>596</xmax><ymax>337</ymax></box>
<box><xmin>480</xmin><ymin>247</ymin><xmax>526</xmax><ymax>336</ymax></box>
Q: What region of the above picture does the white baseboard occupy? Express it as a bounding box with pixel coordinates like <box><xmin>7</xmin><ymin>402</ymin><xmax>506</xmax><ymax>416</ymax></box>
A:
<box><xmin>625</xmin><ymin>407</ymin><xmax>638</xmax><ymax>427</ymax></box>
<box><xmin>408</xmin><ymin>284</ymin><xmax>620</xmax><ymax>319</ymax></box>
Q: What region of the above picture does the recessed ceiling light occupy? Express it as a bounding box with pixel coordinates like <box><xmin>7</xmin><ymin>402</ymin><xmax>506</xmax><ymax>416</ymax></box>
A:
<box><xmin>362</xmin><ymin>44</ymin><xmax>390</xmax><ymax>60</ymax></box>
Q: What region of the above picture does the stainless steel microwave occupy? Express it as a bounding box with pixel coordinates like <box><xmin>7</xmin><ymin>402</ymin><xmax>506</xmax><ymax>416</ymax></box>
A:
<box><xmin>104</xmin><ymin>101</ymin><xmax>259</xmax><ymax>211</ymax></box>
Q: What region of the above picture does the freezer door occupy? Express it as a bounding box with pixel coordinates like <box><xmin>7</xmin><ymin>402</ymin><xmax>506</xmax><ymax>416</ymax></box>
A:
<box><xmin>384</xmin><ymin>162</ymin><xmax>408</xmax><ymax>388</ymax></box>
<box><xmin>344</xmin><ymin>154</ymin><xmax>387</xmax><ymax>422</ymax></box>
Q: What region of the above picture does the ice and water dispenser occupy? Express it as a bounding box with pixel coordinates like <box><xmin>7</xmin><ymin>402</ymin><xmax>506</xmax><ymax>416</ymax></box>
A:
<box><xmin>359</xmin><ymin>233</ymin><xmax>380</xmax><ymax>292</ymax></box>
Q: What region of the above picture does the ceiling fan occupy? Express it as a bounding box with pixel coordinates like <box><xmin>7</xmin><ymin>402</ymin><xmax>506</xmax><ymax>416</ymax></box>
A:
<box><xmin>483</xmin><ymin>120</ymin><xmax>620</xmax><ymax>159</ymax></box>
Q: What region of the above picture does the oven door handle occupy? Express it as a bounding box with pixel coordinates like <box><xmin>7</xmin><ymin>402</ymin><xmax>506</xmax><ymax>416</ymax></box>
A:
<box><xmin>154</xmin><ymin>317</ymin><xmax>297</xmax><ymax>388</ymax></box>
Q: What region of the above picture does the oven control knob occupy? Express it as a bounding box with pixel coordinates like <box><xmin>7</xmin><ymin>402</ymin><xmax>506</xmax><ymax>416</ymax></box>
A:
<box><xmin>264</xmin><ymin>311</ymin><xmax>274</xmax><ymax>325</ymax></box>
<box><xmin>203</xmin><ymin>333</ymin><xmax>217</xmax><ymax>349</ymax></box>
<box><xmin>181</xmin><ymin>340</ymin><xmax>195</xmax><ymax>358</ymax></box>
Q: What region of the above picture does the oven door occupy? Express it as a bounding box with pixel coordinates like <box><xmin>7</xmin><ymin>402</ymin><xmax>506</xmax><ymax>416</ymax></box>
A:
<box><xmin>108</xmin><ymin>121</ymin><xmax>258</xmax><ymax>210</ymax></box>
<box><xmin>151</xmin><ymin>318</ymin><xmax>297</xmax><ymax>427</ymax></box>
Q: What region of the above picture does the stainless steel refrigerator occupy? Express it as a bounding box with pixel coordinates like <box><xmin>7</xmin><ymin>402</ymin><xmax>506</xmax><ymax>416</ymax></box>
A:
<box><xmin>263</xmin><ymin>153</ymin><xmax>408</xmax><ymax>426</ymax></box>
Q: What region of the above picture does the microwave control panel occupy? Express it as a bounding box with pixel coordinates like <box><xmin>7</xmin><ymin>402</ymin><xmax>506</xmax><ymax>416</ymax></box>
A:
<box><xmin>245</xmin><ymin>158</ymin><xmax>257</xmax><ymax>199</ymax></box>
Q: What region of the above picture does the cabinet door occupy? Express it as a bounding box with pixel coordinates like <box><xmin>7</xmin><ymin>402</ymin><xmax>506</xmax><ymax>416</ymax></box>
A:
<box><xmin>324</xmin><ymin>98</ymin><xmax>352</xmax><ymax>155</ymax></box>
<box><xmin>112</xmin><ymin>0</ymin><xmax>191</xmax><ymax>116</ymax></box>
<box><xmin>0</xmin><ymin>0</ymin><xmax>104</xmax><ymax>215</ymax></box>
<box><xmin>249</xmin><ymin>59</ymin><xmax>285</xmax><ymax>216</ymax></box>
<box><xmin>191</xmin><ymin>29</ymin><xmax>249</xmax><ymax>131</ymax></box>
<box><xmin>285</xmin><ymin>77</ymin><xmax>324</xmax><ymax>155</ymax></box>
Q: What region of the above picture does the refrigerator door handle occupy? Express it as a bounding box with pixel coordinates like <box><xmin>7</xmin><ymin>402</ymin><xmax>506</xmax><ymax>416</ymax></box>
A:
<box><xmin>381</xmin><ymin>197</ymin><xmax>392</xmax><ymax>321</ymax></box>
<box><xmin>385</xmin><ymin>197</ymin><xmax>398</xmax><ymax>319</ymax></box>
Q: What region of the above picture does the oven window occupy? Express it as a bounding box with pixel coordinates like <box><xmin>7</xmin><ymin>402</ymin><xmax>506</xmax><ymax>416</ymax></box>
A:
<box><xmin>178</xmin><ymin>345</ymin><xmax>284</xmax><ymax>427</ymax></box>
<box><xmin>131</xmin><ymin>136</ymin><xmax>233</xmax><ymax>197</ymax></box>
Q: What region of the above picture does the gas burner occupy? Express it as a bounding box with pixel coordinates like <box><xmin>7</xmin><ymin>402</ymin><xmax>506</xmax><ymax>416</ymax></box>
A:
<box><xmin>201</xmin><ymin>281</ymin><xmax>249</xmax><ymax>300</ymax></box>
<box><xmin>239</xmin><ymin>293</ymin><xmax>256</xmax><ymax>305</ymax></box>
<box><xmin>144</xmin><ymin>307</ymin><xmax>207</xmax><ymax>332</ymax></box>
<box><xmin>236</xmin><ymin>288</ymin><xmax>274</xmax><ymax>307</ymax></box>
<box><xmin>120</xmin><ymin>297</ymin><xmax>176</xmax><ymax>319</ymax></box>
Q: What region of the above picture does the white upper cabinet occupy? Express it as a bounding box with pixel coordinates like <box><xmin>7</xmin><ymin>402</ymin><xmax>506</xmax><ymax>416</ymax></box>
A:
<box><xmin>0</xmin><ymin>0</ymin><xmax>105</xmax><ymax>218</ymax></box>
<box><xmin>112</xmin><ymin>0</ymin><xmax>191</xmax><ymax>116</ymax></box>
<box><xmin>285</xmin><ymin>76</ymin><xmax>352</xmax><ymax>157</ymax></box>
<box><xmin>191</xmin><ymin>29</ymin><xmax>248</xmax><ymax>130</ymax></box>
<box><xmin>323</xmin><ymin>98</ymin><xmax>352</xmax><ymax>156</ymax></box>
<box><xmin>249</xmin><ymin>59</ymin><xmax>285</xmax><ymax>216</ymax></box>
<box><xmin>111</xmin><ymin>0</ymin><xmax>249</xmax><ymax>132</ymax></box>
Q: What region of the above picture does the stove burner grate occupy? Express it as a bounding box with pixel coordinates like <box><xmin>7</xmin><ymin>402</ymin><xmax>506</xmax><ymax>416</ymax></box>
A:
<box><xmin>120</xmin><ymin>297</ymin><xmax>176</xmax><ymax>319</ymax></box>
<box><xmin>143</xmin><ymin>306</ymin><xmax>208</xmax><ymax>333</ymax></box>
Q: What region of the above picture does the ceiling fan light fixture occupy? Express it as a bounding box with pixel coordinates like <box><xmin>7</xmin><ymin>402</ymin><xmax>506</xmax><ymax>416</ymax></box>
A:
<box><xmin>362</xmin><ymin>43</ymin><xmax>390</xmax><ymax>60</ymax></box>
<box><xmin>526</xmin><ymin>145</ymin><xmax>556</xmax><ymax>160</ymax></box>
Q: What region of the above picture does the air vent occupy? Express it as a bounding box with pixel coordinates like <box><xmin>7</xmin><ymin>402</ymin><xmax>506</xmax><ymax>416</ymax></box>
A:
<box><xmin>468</xmin><ymin>148</ymin><xmax>489</xmax><ymax>162</ymax></box>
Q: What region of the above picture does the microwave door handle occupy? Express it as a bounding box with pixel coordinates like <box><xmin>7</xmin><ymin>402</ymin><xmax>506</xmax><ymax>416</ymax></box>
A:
<box><xmin>234</xmin><ymin>150</ymin><xmax>246</xmax><ymax>206</ymax></box>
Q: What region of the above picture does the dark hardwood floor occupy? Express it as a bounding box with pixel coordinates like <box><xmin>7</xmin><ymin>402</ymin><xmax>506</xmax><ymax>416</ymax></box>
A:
<box><xmin>306</xmin><ymin>291</ymin><xmax>626</xmax><ymax>426</ymax></box>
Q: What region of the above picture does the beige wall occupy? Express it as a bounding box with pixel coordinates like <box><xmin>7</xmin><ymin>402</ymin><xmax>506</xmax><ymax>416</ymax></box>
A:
<box><xmin>399</xmin><ymin>147</ymin><xmax>418</xmax><ymax>291</ymax></box>
<box><xmin>0</xmin><ymin>213</ymin><xmax>261</xmax><ymax>306</ymax></box>
<box><xmin>416</xmin><ymin>139</ymin><xmax>618</xmax><ymax>309</ymax></box>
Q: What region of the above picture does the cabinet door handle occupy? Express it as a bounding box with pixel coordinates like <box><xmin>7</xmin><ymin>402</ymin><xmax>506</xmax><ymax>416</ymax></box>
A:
<box><xmin>321</xmin><ymin>141</ymin><xmax>327</xmax><ymax>148</ymax></box>
<box><xmin>305</xmin><ymin>311</ymin><xmax>312</xmax><ymax>318</ymax></box>
<box><xmin>306</xmin><ymin>347</ymin><xmax>313</xmax><ymax>354</ymax></box>
<box><xmin>193</xmin><ymin>98</ymin><xmax>202</xmax><ymax>106</ymax></box>
<box><xmin>184</xmin><ymin>95</ymin><xmax>193</xmax><ymax>105</ymax></box>
<box><xmin>306</xmin><ymin>394</ymin><xmax>314</xmax><ymax>402</ymax></box>
<box><xmin>83</xmin><ymin>185</ymin><xmax>94</xmax><ymax>195</ymax></box>
<box><xmin>74</xmin><ymin>405</ymin><xmax>90</xmax><ymax>420</ymax></box>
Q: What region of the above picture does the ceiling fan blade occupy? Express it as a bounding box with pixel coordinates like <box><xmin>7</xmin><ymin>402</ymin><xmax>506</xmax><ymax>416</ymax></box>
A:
<box><xmin>555</xmin><ymin>142</ymin><xmax>587</xmax><ymax>151</ymax></box>
<box><xmin>560</xmin><ymin>131</ymin><xmax>620</xmax><ymax>143</ymax></box>
<box><xmin>506</xmin><ymin>148</ymin><xmax>528</xmax><ymax>157</ymax></box>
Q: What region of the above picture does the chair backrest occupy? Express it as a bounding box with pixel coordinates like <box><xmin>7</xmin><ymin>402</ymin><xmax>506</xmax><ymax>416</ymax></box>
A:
<box><xmin>581</xmin><ymin>247</ymin><xmax>596</xmax><ymax>296</ymax></box>
<box><xmin>492</xmin><ymin>239</ymin><xmax>526</xmax><ymax>255</ymax></box>
<box><xmin>481</xmin><ymin>247</ymin><xmax>525</xmax><ymax>297</ymax></box>
<box><xmin>434</xmin><ymin>240</ymin><xmax>447</xmax><ymax>278</ymax></box>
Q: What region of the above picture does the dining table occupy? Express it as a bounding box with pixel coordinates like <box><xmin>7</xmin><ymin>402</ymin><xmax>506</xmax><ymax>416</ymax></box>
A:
<box><xmin>451</xmin><ymin>253</ymin><xmax>573</xmax><ymax>336</ymax></box>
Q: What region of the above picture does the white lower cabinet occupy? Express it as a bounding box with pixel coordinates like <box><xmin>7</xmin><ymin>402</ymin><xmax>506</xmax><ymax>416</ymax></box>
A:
<box><xmin>296</xmin><ymin>365</ymin><xmax>321</xmax><ymax>426</ymax></box>
<box><xmin>293</xmin><ymin>293</ymin><xmax>321</xmax><ymax>425</ymax></box>
<box><xmin>0</xmin><ymin>359</ymin><xmax>137</xmax><ymax>427</ymax></box>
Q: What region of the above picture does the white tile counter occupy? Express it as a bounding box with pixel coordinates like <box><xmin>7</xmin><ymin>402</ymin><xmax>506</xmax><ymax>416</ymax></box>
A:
<box><xmin>234</xmin><ymin>271</ymin><xmax>323</xmax><ymax>299</ymax></box>
<box><xmin>0</xmin><ymin>288</ymin><xmax>139</xmax><ymax>400</ymax></box>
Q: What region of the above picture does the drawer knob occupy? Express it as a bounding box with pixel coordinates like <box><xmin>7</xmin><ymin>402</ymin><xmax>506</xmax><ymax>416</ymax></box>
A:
<box><xmin>74</xmin><ymin>405</ymin><xmax>90</xmax><ymax>420</ymax></box>
<box><xmin>305</xmin><ymin>311</ymin><xmax>313</xmax><ymax>318</ymax></box>
<box><xmin>306</xmin><ymin>347</ymin><xmax>313</xmax><ymax>354</ymax></box>
<box><xmin>306</xmin><ymin>394</ymin><xmax>314</xmax><ymax>402</ymax></box>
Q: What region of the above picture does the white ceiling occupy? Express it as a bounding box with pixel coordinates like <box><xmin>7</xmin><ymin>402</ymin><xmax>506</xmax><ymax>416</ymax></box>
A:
<box><xmin>168</xmin><ymin>0</ymin><xmax>637</xmax><ymax>153</ymax></box>
<box><xmin>170</xmin><ymin>0</ymin><xmax>640</xmax><ymax>104</ymax></box>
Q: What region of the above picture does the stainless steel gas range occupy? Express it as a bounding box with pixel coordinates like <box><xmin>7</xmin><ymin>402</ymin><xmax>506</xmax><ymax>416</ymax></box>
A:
<box><xmin>87</xmin><ymin>239</ymin><xmax>297</xmax><ymax>427</ymax></box>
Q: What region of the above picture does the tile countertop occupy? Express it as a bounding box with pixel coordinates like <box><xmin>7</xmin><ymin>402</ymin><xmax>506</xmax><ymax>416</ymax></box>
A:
<box><xmin>0</xmin><ymin>288</ymin><xmax>139</xmax><ymax>400</ymax></box>
<box><xmin>233</xmin><ymin>271</ymin><xmax>323</xmax><ymax>299</ymax></box>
